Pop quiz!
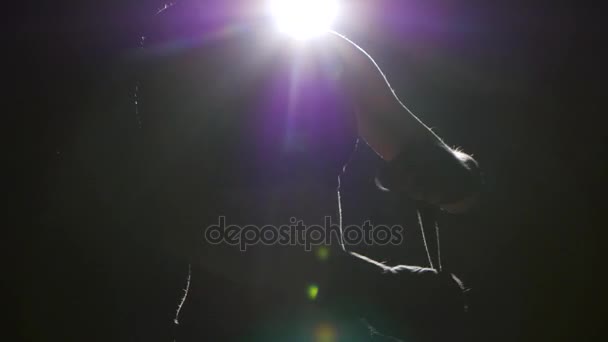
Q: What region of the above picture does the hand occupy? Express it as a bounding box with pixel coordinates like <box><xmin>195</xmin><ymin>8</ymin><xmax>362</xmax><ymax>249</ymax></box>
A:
<box><xmin>376</xmin><ymin>142</ymin><xmax>481</xmax><ymax>212</ymax></box>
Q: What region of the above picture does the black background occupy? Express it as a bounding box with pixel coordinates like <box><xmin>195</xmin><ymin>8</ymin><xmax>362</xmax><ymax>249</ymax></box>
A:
<box><xmin>12</xmin><ymin>0</ymin><xmax>605</xmax><ymax>341</ymax></box>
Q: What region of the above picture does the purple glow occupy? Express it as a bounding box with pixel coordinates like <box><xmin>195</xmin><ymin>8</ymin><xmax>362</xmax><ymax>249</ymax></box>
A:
<box><xmin>250</xmin><ymin>49</ymin><xmax>357</xmax><ymax>180</ymax></box>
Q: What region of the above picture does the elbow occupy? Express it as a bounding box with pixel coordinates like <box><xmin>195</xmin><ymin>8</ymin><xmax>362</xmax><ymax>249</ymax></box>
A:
<box><xmin>438</xmin><ymin>148</ymin><xmax>483</xmax><ymax>214</ymax></box>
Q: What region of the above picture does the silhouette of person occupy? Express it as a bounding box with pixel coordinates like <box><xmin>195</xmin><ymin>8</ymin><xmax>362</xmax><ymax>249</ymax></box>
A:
<box><xmin>135</xmin><ymin>1</ymin><xmax>481</xmax><ymax>340</ymax></box>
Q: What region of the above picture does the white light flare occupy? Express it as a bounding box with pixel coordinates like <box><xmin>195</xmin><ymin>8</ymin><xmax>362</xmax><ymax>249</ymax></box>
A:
<box><xmin>269</xmin><ymin>0</ymin><xmax>338</xmax><ymax>40</ymax></box>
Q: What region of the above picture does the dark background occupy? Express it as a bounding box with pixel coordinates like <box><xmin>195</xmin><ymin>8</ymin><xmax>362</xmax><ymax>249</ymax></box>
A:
<box><xmin>12</xmin><ymin>0</ymin><xmax>605</xmax><ymax>341</ymax></box>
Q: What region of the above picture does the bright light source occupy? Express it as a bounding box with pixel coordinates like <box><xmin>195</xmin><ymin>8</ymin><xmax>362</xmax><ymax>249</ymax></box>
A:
<box><xmin>269</xmin><ymin>0</ymin><xmax>338</xmax><ymax>40</ymax></box>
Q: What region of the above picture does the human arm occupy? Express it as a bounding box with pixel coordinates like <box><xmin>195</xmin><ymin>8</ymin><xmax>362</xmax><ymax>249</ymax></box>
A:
<box><xmin>327</xmin><ymin>32</ymin><xmax>482</xmax><ymax>212</ymax></box>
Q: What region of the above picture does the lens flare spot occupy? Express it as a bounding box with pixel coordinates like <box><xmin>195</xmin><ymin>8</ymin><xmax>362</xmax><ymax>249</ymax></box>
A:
<box><xmin>307</xmin><ymin>284</ymin><xmax>319</xmax><ymax>300</ymax></box>
<box><xmin>314</xmin><ymin>322</ymin><xmax>337</xmax><ymax>342</ymax></box>
<box><xmin>316</xmin><ymin>246</ymin><xmax>330</xmax><ymax>261</ymax></box>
